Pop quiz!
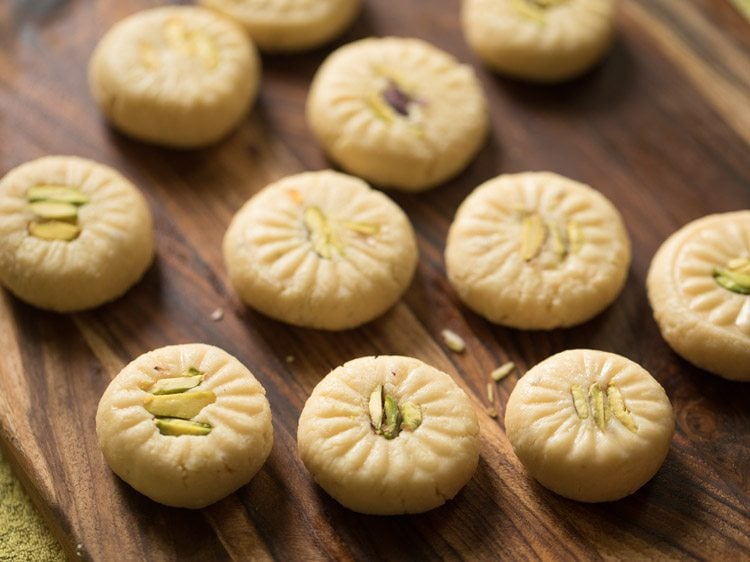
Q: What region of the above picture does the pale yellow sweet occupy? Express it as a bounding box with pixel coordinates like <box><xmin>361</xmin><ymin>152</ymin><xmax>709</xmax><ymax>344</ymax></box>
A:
<box><xmin>96</xmin><ymin>343</ymin><xmax>273</xmax><ymax>509</ymax></box>
<box><xmin>445</xmin><ymin>172</ymin><xmax>630</xmax><ymax>329</ymax></box>
<box><xmin>297</xmin><ymin>355</ymin><xmax>480</xmax><ymax>514</ymax></box>
<box><xmin>505</xmin><ymin>349</ymin><xmax>674</xmax><ymax>502</ymax></box>
<box><xmin>462</xmin><ymin>0</ymin><xmax>617</xmax><ymax>82</ymax></box>
<box><xmin>0</xmin><ymin>156</ymin><xmax>154</xmax><ymax>312</ymax></box>
<box><xmin>89</xmin><ymin>6</ymin><xmax>260</xmax><ymax>148</ymax></box>
<box><xmin>199</xmin><ymin>0</ymin><xmax>360</xmax><ymax>52</ymax></box>
<box><xmin>647</xmin><ymin>211</ymin><xmax>750</xmax><ymax>381</ymax></box>
<box><xmin>306</xmin><ymin>37</ymin><xmax>488</xmax><ymax>191</ymax></box>
<box><xmin>223</xmin><ymin>170</ymin><xmax>418</xmax><ymax>330</ymax></box>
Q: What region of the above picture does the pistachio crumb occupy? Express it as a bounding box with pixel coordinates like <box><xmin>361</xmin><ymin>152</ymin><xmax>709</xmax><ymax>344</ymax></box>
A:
<box><xmin>441</xmin><ymin>329</ymin><xmax>466</xmax><ymax>353</ymax></box>
<box><xmin>285</xmin><ymin>355</ymin><xmax>295</xmax><ymax>364</ymax></box>
<box><xmin>486</xmin><ymin>382</ymin><xmax>495</xmax><ymax>404</ymax></box>
<box><xmin>491</xmin><ymin>362</ymin><xmax>515</xmax><ymax>382</ymax></box>
<box><xmin>486</xmin><ymin>407</ymin><xmax>498</xmax><ymax>418</ymax></box>
<box><xmin>210</xmin><ymin>308</ymin><xmax>224</xmax><ymax>321</ymax></box>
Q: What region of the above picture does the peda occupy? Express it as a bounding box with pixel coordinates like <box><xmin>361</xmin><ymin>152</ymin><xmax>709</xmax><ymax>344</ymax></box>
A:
<box><xmin>462</xmin><ymin>0</ymin><xmax>618</xmax><ymax>82</ymax></box>
<box><xmin>445</xmin><ymin>172</ymin><xmax>630</xmax><ymax>329</ymax></box>
<box><xmin>223</xmin><ymin>170</ymin><xmax>418</xmax><ymax>330</ymax></box>
<box><xmin>297</xmin><ymin>355</ymin><xmax>480</xmax><ymax>514</ymax></box>
<box><xmin>89</xmin><ymin>6</ymin><xmax>260</xmax><ymax>148</ymax></box>
<box><xmin>96</xmin><ymin>343</ymin><xmax>273</xmax><ymax>509</ymax></box>
<box><xmin>0</xmin><ymin>156</ymin><xmax>154</xmax><ymax>312</ymax></box>
<box><xmin>647</xmin><ymin>211</ymin><xmax>750</xmax><ymax>381</ymax></box>
<box><xmin>505</xmin><ymin>349</ymin><xmax>675</xmax><ymax>502</ymax></box>
<box><xmin>306</xmin><ymin>37</ymin><xmax>489</xmax><ymax>191</ymax></box>
<box><xmin>198</xmin><ymin>0</ymin><xmax>360</xmax><ymax>52</ymax></box>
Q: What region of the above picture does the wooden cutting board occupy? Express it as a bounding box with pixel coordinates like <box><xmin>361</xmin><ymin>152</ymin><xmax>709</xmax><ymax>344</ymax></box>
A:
<box><xmin>1</xmin><ymin>0</ymin><xmax>748</xmax><ymax>560</ymax></box>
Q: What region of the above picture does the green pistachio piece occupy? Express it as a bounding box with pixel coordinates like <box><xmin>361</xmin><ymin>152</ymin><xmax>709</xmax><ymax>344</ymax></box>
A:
<box><xmin>28</xmin><ymin>220</ymin><xmax>81</xmax><ymax>241</ymax></box>
<box><xmin>713</xmin><ymin>268</ymin><xmax>750</xmax><ymax>295</ymax></box>
<box><xmin>29</xmin><ymin>201</ymin><xmax>79</xmax><ymax>220</ymax></box>
<box><xmin>155</xmin><ymin>417</ymin><xmax>212</xmax><ymax>436</ymax></box>
<box><xmin>144</xmin><ymin>390</ymin><xmax>216</xmax><ymax>419</ymax></box>
<box><xmin>400</xmin><ymin>402</ymin><xmax>422</xmax><ymax>431</ymax></box>
<box><xmin>27</xmin><ymin>185</ymin><xmax>90</xmax><ymax>205</ymax></box>
<box><xmin>380</xmin><ymin>395</ymin><xmax>401</xmax><ymax>440</ymax></box>
<box><xmin>149</xmin><ymin>374</ymin><xmax>204</xmax><ymax>395</ymax></box>
<box><xmin>368</xmin><ymin>385</ymin><xmax>384</xmax><ymax>431</ymax></box>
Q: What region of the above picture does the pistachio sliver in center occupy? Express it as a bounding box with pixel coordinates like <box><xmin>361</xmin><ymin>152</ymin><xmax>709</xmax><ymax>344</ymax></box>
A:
<box><xmin>368</xmin><ymin>385</ymin><xmax>384</xmax><ymax>431</ymax></box>
<box><xmin>381</xmin><ymin>395</ymin><xmax>401</xmax><ymax>440</ymax></box>
<box><xmin>303</xmin><ymin>205</ymin><xmax>345</xmax><ymax>259</ymax></box>
<box><xmin>588</xmin><ymin>383</ymin><xmax>609</xmax><ymax>431</ymax></box>
<box><xmin>520</xmin><ymin>213</ymin><xmax>547</xmax><ymax>261</ymax></box>
<box><xmin>144</xmin><ymin>390</ymin><xmax>216</xmax><ymax>419</ymax></box>
<box><xmin>29</xmin><ymin>201</ymin><xmax>79</xmax><ymax>220</ymax></box>
<box><xmin>713</xmin><ymin>265</ymin><xmax>750</xmax><ymax>295</ymax></box>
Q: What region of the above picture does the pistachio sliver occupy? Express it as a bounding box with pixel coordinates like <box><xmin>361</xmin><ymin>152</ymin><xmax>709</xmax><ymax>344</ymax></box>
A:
<box><xmin>341</xmin><ymin>221</ymin><xmax>380</xmax><ymax>236</ymax></box>
<box><xmin>368</xmin><ymin>385</ymin><xmax>384</xmax><ymax>431</ymax></box>
<box><xmin>570</xmin><ymin>384</ymin><xmax>589</xmax><ymax>420</ymax></box>
<box><xmin>380</xmin><ymin>395</ymin><xmax>401</xmax><ymax>440</ymax></box>
<box><xmin>713</xmin><ymin>268</ymin><xmax>750</xmax><ymax>295</ymax></box>
<box><xmin>400</xmin><ymin>402</ymin><xmax>422</xmax><ymax>431</ymax></box>
<box><xmin>303</xmin><ymin>205</ymin><xmax>345</xmax><ymax>259</ymax></box>
<box><xmin>365</xmin><ymin>94</ymin><xmax>396</xmax><ymax>124</ymax></box>
<box><xmin>550</xmin><ymin>223</ymin><xmax>568</xmax><ymax>260</ymax></box>
<box><xmin>29</xmin><ymin>201</ymin><xmax>79</xmax><ymax>220</ymax></box>
<box><xmin>27</xmin><ymin>185</ymin><xmax>90</xmax><ymax>205</ymax></box>
<box><xmin>607</xmin><ymin>385</ymin><xmax>638</xmax><ymax>433</ymax></box>
<box><xmin>28</xmin><ymin>220</ymin><xmax>81</xmax><ymax>241</ymax></box>
<box><xmin>520</xmin><ymin>213</ymin><xmax>546</xmax><ymax>261</ymax></box>
<box><xmin>149</xmin><ymin>375</ymin><xmax>204</xmax><ymax>395</ymax></box>
<box><xmin>566</xmin><ymin>220</ymin><xmax>584</xmax><ymax>254</ymax></box>
<box><xmin>155</xmin><ymin>417</ymin><xmax>212</xmax><ymax>436</ymax></box>
<box><xmin>589</xmin><ymin>383</ymin><xmax>608</xmax><ymax>431</ymax></box>
<box><xmin>491</xmin><ymin>362</ymin><xmax>515</xmax><ymax>382</ymax></box>
<box><xmin>144</xmin><ymin>390</ymin><xmax>216</xmax><ymax>419</ymax></box>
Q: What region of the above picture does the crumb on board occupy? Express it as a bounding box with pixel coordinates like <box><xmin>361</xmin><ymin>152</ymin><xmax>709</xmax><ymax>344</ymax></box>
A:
<box><xmin>210</xmin><ymin>308</ymin><xmax>224</xmax><ymax>321</ymax></box>
<box><xmin>285</xmin><ymin>355</ymin><xmax>295</xmax><ymax>364</ymax></box>
<box><xmin>441</xmin><ymin>328</ymin><xmax>466</xmax><ymax>353</ymax></box>
<box><xmin>491</xmin><ymin>361</ymin><xmax>515</xmax><ymax>382</ymax></box>
<box><xmin>486</xmin><ymin>407</ymin><xmax>498</xmax><ymax>418</ymax></box>
<box><xmin>486</xmin><ymin>382</ymin><xmax>495</xmax><ymax>403</ymax></box>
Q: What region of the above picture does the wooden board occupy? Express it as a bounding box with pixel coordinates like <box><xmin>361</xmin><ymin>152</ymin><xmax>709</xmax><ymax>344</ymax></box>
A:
<box><xmin>1</xmin><ymin>0</ymin><xmax>749</xmax><ymax>560</ymax></box>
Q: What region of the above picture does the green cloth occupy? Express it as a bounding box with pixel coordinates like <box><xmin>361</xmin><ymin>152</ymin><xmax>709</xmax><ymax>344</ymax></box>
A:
<box><xmin>0</xmin><ymin>448</ymin><xmax>64</xmax><ymax>561</ymax></box>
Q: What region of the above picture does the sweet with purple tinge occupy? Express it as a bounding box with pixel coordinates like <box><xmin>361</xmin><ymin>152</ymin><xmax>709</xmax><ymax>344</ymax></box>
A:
<box><xmin>306</xmin><ymin>37</ymin><xmax>488</xmax><ymax>191</ymax></box>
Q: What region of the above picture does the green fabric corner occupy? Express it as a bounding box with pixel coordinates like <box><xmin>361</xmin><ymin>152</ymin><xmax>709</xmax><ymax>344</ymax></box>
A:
<box><xmin>0</xmin><ymin>449</ymin><xmax>65</xmax><ymax>562</ymax></box>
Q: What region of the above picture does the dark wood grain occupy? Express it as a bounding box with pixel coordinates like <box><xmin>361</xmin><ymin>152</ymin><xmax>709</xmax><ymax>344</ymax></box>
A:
<box><xmin>1</xmin><ymin>0</ymin><xmax>749</xmax><ymax>560</ymax></box>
